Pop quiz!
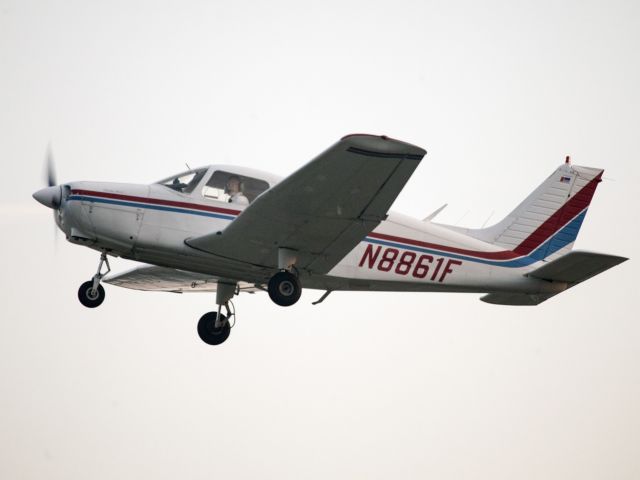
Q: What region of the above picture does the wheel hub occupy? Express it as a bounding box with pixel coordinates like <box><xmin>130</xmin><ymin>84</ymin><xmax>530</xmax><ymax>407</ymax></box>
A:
<box><xmin>86</xmin><ymin>288</ymin><xmax>99</xmax><ymax>300</ymax></box>
<box><xmin>279</xmin><ymin>280</ymin><xmax>294</xmax><ymax>296</ymax></box>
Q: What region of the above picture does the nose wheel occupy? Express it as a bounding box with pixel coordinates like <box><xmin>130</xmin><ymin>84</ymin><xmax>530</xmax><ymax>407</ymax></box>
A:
<box><xmin>268</xmin><ymin>270</ymin><xmax>301</xmax><ymax>306</ymax></box>
<box><xmin>78</xmin><ymin>281</ymin><xmax>105</xmax><ymax>308</ymax></box>
<box><xmin>78</xmin><ymin>251</ymin><xmax>110</xmax><ymax>308</ymax></box>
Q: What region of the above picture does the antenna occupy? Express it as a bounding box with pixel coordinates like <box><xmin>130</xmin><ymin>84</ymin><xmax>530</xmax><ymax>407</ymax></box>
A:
<box><xmin>454</xmin><ymin>210</ymin><xmax>470</xmax><ymax>226</ymax></box>
<box><xmin>565</xmin><ymin>155</ymin><xmax>571</xmax><ymax>164</ymax></box>
<box><xmin>185</xmin><ymin>162</ymin><xmax>192</xmax><ymax>170</ymax></box>
<box><xmin>423</xmin><ymin>203</ymin><xmax>448</xmax><ymax>222</ymax></box>
<box><xmin>481</xmin><ymin>210</ymin><xmax>495</xmax><ymax>228</ymax></box>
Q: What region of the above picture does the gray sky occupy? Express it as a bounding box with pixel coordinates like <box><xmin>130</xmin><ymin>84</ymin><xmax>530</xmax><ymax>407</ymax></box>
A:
<box><xmin>1</xmin><ymin>0</ymin><xmax>639</xmax><ymax>478</ymax></box>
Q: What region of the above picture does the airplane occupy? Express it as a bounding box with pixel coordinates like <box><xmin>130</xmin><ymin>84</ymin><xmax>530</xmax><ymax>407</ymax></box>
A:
<box><xmin>32</xmin><ymin>134</ymin><xmax>628</xmax><ymax>346</ymax></box>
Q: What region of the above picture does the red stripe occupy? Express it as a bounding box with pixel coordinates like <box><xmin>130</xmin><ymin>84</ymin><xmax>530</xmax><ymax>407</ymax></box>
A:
<box><xmin>368</xmin><ymin>232</ymin><xmax>520</xmax><ymax>260</ymax></box>
<box><xmin>71</xmin><ymin>189</ymin><xmax>241</xmax><ymax>216</ymax></box>
<box><xmin>513</xmin><ymin>171</ymin><xmax>602</xmax><ymax>255</ymax></box>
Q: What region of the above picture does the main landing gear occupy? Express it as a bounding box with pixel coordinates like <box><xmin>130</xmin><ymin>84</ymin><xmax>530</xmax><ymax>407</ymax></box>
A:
<box><xmin>268</xmin><ymin>270</ymin><xmax>301</xmax><ymax>306</ymax></box>
<box><xmin>78</xmin><ymin>251</ymin><xmax>110</xmax><ymax>308</ymax></box>
<box><xmin>197</xmin><ymin>280</ymin><xmax>236</xmax><ymax>346</ymax></box>
<box><xmin>196</xmin><ymin>268</ymin><xmax>302</xmax><ymax>346</ymax></box>
<box><xmin>197</xmin><ymin>311</ymin><xmax>231</xmax><ymax>345</ymax></box>
<box><xmin>266</xmin><ymin>248</ymin><xmax>302</xmax><ymax>307</ymax></box>
<box><xmin>197</xmin><ymin>267</ymin><xmax>302</xmax><ymax>346</ymax></box>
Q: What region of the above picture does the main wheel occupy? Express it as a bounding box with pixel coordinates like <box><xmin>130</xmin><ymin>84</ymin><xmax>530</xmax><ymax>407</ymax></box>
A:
<box><xmin>78</xmin><ymin>281</ymin><xmax>105</xmax><ymax>308</ymax></box>
<box><xmin>197</xmin><ymin>312</ymin><xmax>231</xmax><ymax>345</ymax></box>
<box><xmin>268</xmin><ymin>271</ymin><xmax>301</xmax><ymax>307</ymax></box>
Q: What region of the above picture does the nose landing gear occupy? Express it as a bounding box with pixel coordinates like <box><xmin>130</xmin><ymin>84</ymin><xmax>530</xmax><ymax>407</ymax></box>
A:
<box><xmin>78</xmin><ymin>251</ymin><xmax>110</xmax><ymax>308</ymax></box>
<box><xmin>78</xmin><ymin>281</ymin><xmax>105</xmax><ymax>308</ymax></box>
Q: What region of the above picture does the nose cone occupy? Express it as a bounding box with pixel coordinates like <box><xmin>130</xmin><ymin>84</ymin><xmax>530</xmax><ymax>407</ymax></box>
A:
<box><xmin>33</xmin><ymin>186</ymin><xmax>61</xmax><ymax>209</ymax></box>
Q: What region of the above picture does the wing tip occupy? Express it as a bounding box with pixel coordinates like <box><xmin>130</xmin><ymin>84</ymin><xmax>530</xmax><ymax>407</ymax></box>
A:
<box><xmin>340</xmin><ymin>133</ymin><xmax>427</xmax><ymax>159</ymax></box>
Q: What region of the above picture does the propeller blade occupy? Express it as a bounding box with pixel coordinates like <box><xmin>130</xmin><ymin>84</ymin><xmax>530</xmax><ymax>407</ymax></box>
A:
<box><xmin>46</xmin><ymin>145</ymin><xmax>57</xmax><ymax>187</ymax></box>
<box><xmin>53</xmin><ymin>210</ymin><xmax>59</xmax><ymax>252</ymax></box>
<box><xmin>36</xmin><ymin>144</ymin><xmax>63</xmax><ymax>250</ymax></box>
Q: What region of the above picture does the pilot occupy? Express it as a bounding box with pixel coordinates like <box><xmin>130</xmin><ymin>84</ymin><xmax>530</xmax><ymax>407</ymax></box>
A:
<box><xmin>225</xmin><ymin>175</ymin><xmax>249</xmax><ymax>205</ymax></box>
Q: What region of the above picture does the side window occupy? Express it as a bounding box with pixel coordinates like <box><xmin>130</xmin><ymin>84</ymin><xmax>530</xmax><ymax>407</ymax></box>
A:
<box><xmin>203</xmin><ymin>171</ymin><xmax>270</xmax><ymax>204</ymax></box>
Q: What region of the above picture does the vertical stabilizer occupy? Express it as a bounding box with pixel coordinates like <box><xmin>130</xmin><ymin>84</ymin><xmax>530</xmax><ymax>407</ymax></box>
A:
<box><xmin>438</xmin><ymin>162</ymin><xmax>604</xmax><ymax>263</ymax></box>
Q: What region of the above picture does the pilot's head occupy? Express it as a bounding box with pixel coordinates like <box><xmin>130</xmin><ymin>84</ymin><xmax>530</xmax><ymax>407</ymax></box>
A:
<box><xmin>225</xmin><ymin>175</ymin><xmax>242</xmax><ymax>194</ymax></box>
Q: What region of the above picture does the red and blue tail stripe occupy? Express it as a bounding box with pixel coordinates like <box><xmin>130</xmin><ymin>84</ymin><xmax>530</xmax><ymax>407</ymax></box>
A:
<box><xmin>512</xmin><ymin>171</ymin><xmax>602</xmax><ymax>256</ymax></box>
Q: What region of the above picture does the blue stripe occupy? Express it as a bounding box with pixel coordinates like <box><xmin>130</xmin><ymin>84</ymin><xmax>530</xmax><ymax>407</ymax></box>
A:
<box><xmin>534</xmin><ymin>209</ymin><xmax>587</xmax><ymax>261</ymax></box>
<box><xmin>68</xmin><ymin>195</ymin><xmax>237</xmax><ymax>221</ymax></box>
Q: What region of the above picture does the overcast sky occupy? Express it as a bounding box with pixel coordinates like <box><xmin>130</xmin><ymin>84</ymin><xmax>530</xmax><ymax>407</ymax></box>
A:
<box><xmin>1</xmin><ymin>1</ymin><xmax>639</xmax><ymax>479</ymax></box>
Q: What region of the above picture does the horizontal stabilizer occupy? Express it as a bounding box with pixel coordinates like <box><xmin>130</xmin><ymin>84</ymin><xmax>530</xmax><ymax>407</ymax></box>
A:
<box><xmin>527</xmin><ymin>250</ymin><xmax>628</xmax><ymax>284</ymax></box>
<box><xmin>480</xmin><ymin>292</ymin><xmax>557</xmax><ymax>306</ymax></box>
<box><xmin>481</xmin><ymin>250</ymin><xmax>628</xmax><ymax>306</ymax></box>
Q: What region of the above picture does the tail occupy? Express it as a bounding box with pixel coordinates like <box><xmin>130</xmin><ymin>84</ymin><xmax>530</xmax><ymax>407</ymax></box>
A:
<box><xmin>438</xmin><ymin>160</ymin><xmax>604</xmax><ymax>263</ymax></box>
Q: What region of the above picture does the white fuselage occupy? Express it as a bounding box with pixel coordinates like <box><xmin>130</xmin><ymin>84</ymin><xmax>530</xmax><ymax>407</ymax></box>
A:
<box><xmin>56</xmin><ymin>165</ymin><xmax>564</xmax><ymax>297</ymax></box>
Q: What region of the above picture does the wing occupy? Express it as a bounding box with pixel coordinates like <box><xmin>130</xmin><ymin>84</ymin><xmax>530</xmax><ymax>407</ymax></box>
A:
<box><xmin>104</xmin><ymin>265</ymin><xmax>262</xmax><ymax>293</ymax></box>
<box><xmin>185</xmin><ymin>134</ymin><xmax>426</xmax><ymax>274</ymax></box>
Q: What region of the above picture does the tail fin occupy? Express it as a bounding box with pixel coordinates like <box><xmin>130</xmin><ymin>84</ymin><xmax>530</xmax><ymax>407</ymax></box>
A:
<box><xmin>439</xmin><ymin>162</ymin><xmax>604</xmax><ymax>262</ymax></box>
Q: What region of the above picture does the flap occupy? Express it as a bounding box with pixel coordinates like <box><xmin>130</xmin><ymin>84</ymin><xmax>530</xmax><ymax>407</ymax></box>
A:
<box><xmin>104</xmin><ymin>265</ymin><xmax>261</xmax><ymax>293</ymax></box>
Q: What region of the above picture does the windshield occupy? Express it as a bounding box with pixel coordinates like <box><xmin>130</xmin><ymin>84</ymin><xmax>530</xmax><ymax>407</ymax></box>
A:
<box><xmin>156</xmin><ymin>168</ymin><xmax>207</xmax><ymax>194</ymax></box>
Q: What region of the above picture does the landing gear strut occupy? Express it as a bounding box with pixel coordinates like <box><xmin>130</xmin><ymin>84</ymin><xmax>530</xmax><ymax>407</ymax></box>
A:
<box><xmin>197</xmin><ymin>280</ymin><xmax>236</xmax><ymax>346</ymax></box>
<box><xmin>78</xmin><ymin>251</ymin><xmax>110</xmax><ymax>308</ymax></box>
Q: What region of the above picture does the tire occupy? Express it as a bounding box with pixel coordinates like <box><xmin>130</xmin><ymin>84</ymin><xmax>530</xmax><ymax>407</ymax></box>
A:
<box><xmin>197</xmin><ymin>312</ymin><xmax>231</xmax><ymax>345</ymax></box>
<box><xmin>78</xmin><ymin>281</ymin><xmax>105</xmax><ymax>308</ymax></box>
<box><xmin>268</xmin><ymin>271</ymin><xmax>301</xmax><ymax>307</ymax></box>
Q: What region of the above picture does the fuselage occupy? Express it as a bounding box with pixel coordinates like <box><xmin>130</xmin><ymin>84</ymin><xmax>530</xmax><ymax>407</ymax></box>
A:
<box><xmin>54</xmin><ymin>164</ymin><xmax>564</xmax><ymax>297</ymax></box>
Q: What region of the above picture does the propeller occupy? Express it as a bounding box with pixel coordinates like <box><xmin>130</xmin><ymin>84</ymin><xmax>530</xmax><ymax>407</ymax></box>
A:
<box><xmin>46</xmin><ymin>144</ymin><xmax>56</xmax><ymax>187</ymax></box>
<box><xmin>33</xmin><ymin>145</ymin><xmax>62</xmax><ymax>209</ymax></box>
<box><xmin>33</xmin><ymin>145</ymin><xmax>71</xmax><ymax>250</ymax></box>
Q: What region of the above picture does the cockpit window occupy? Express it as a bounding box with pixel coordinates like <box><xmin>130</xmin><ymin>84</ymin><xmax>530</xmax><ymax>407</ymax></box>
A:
<box><xmin>156</xmin><ymin>168</ymin><xmax>207</xmax><ymax>194</ymax></box>
<box><xmin>202</xmin><ymin>171</ymin><xmax>270</xmax><ymax>204</ymax></box>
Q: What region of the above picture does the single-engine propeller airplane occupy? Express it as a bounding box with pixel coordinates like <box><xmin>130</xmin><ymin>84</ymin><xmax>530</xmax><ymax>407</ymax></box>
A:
<box><xmin>33</xmin><ymin>134</ymin><xmax>628</xmax><ymax>345</ymax></box>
